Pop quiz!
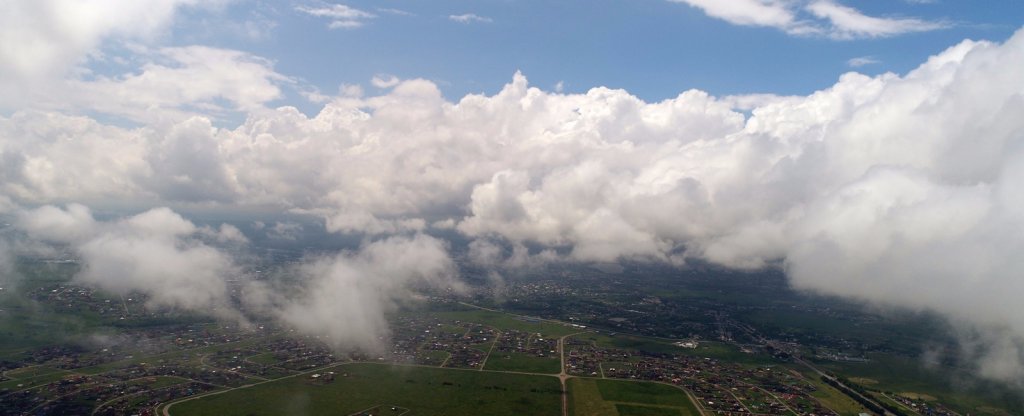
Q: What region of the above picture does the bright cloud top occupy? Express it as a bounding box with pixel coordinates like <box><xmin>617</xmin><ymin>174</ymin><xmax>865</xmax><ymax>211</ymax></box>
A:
<box><xmin>0</xmin><ymin>0</ymin><xmax>218</xmax><ymax>79</ymax></box>
<box><xmin>16</xmin><ymin>204</ymin><xmax>246</xmax><ymax>319</ymax></box>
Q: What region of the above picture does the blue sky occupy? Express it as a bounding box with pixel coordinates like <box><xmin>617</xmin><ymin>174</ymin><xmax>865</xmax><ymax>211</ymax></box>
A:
<box><xmin>161</xmin><ymin>0</ymin><xmax>1024</xmax><ymax>104</ymax></box>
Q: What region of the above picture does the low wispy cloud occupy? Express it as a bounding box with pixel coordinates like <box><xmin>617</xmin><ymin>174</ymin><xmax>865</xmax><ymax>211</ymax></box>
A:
<box><xmin>847</xmin><ymin>55</ymin><xmax>881</xmax><ymax>67</ymax></box>
<box><xmin>669</xmin><ymin>0</ymin><xmax>948</xmax><ymax>39</ymax></box>
<box><xmin>807</xmin><ymin>0</ymin><xmax>948</xmax><ymax>39</ymax></box>
<box><xmin>668</xmin><ymin>0</ymin><xmax>798</xmax><ymax>29</ymax></box>
<box><xmin>371</xmin><ymin>74</ymin><xmax>401</xmax><ymax>88</ymax></box>
<box><xmin>449</xmin><ymin>13</ymin><xmax>493</xmax><ymax>24</ymax></box>
<box><xmin>377</xmin><ymin>8</ymin><xmax>413</xmax><ymax>16</ymax></box>
<box><xmin>296</xmin><ymin>4</ymin><xmax>375</xmax><ymax>29</ymax></box>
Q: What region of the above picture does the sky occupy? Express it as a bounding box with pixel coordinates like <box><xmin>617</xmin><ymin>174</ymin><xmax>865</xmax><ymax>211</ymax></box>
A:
<box><xmin>1</xmin><ymin>0</ymin><xmax>1024</xmax><ymax>384</ymax></box>
<box><xmin>2</xmin><ymin>0</ymin><xmax>1023</xmax><ymax>117</ymax></box>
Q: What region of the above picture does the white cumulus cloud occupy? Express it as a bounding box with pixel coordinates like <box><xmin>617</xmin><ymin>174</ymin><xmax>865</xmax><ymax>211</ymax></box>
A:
<box><xmin>16</xmin><ymin>205</ymin><xmax>244</xmax><ymax>319</ymax></box>
<box><xmin>269</xmin><ymin>234</ymin><xmax>461</xmax><ymax>352</ymax></box>
<box><xmin>0</xmin><ymin>0</ymin><xmax>233</xmax><ymax>108</ymax></box>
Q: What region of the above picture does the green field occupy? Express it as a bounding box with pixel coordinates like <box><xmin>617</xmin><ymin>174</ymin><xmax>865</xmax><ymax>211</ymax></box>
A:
<box><xmin>4</xmin><ymin>365</ymin><xmax>68</xmax><ymax>379</ymax></box>
<box><xmin>167</xmin><ymin>363</ymin><xmax>562</xmax><ymax>416</ymax></box>
<box><xmin>567</xmin><ymin>378</ymin><xmax>700</xmax><ymax>416</ymax></box>
<box><xmin>615</xmin><ymin>404</ymin><xmax>682</xmax><ymax>416</ymax></box>
<box><xmin>568</xmin><ymin>377</ymin><xmax>618</xmax><ymax>416</ymax></box>
<box><xmin>596</xmin><ymin>379</ymin><xmax>694</xmax><ymax>408</ymax></box>
<box><xmin>484</xmin><ymin>352</ymin><xmax>561</xmax><ymax>373</ymax></box>
<box><xmin>0</xmin><ymin>367</ymin><xmax>76</xmax><ymax>390</ymax></box>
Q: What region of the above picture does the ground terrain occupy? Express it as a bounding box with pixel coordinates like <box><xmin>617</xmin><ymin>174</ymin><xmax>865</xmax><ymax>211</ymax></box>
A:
<box><xmin>0</xmin><ymin>259</ymin><xmax>1020</xmax><ymax>415</ymax></box>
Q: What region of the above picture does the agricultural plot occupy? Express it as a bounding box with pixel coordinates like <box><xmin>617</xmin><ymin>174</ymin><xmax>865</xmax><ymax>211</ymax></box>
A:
<box><xmin>167</xmin><ymin>362</ymin><xmax>562</xmax><ymax>416</ymax></box>
<box><xmin>567</xmin><ymin>378</ymin><xmax>700</xmax><ymax>416</ymax></box>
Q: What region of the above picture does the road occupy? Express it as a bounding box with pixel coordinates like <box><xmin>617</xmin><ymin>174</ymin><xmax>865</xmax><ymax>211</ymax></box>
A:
<box><xmin>478</xmin><ymin>331</ymin><xmax>501</xmax><ymax>370</ymax></box>
<box><xmin>559</xmin><ymin>333</ymin><xmax>570</xmax><ymax>416</ymax></box>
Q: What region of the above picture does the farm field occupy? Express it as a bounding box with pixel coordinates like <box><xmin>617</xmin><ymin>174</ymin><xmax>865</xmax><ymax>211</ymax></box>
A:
<box><xmin>567</xmin><ymin>378</ymin><xmax>701</xmax><ymax>416</ymax></box>
<box><xmin>166</xmin><ymin>362</ymin><xmax>563</xmax><ymax>416</ymax></box>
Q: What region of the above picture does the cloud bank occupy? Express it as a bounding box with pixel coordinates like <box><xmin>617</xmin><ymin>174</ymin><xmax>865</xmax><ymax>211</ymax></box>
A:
<box><xmin>1</xmin><ymin>8</ymin><xmax>1023</xmax><ymax>381</ymax></box>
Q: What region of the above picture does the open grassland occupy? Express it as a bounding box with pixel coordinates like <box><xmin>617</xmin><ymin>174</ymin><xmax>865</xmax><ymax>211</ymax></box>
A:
<box><xmin>167</xmin><ymin>362</ymin><xmax>562</xmax><ymax>416</ymax></box>
<box><xmin>4</xmin><ymin>365</ymin><xmax>68</xmax><ymax>379</ymax></box>
<box><xmin>568</xmin><ymin>377</ymin><xmax>618</xmax><ymax>416</ymax></box>
<box><xmin>567</xmin><ymin>378</ymin><xmax>700</xmax><ymax>416</ymax></box>
<box><xmin>596</xmin><ymin>379</ymin><xmax>695</xmax><ymax>408</ymax></box>
<box><xmin>0</xmin><ymin>367</ymin><xmax>76</xmax><ymax>390</ymax></box>
<box><xmin>615</xmin><ymin>404</ymin><xmax>683</xmax><ymax>416</ymax></box>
